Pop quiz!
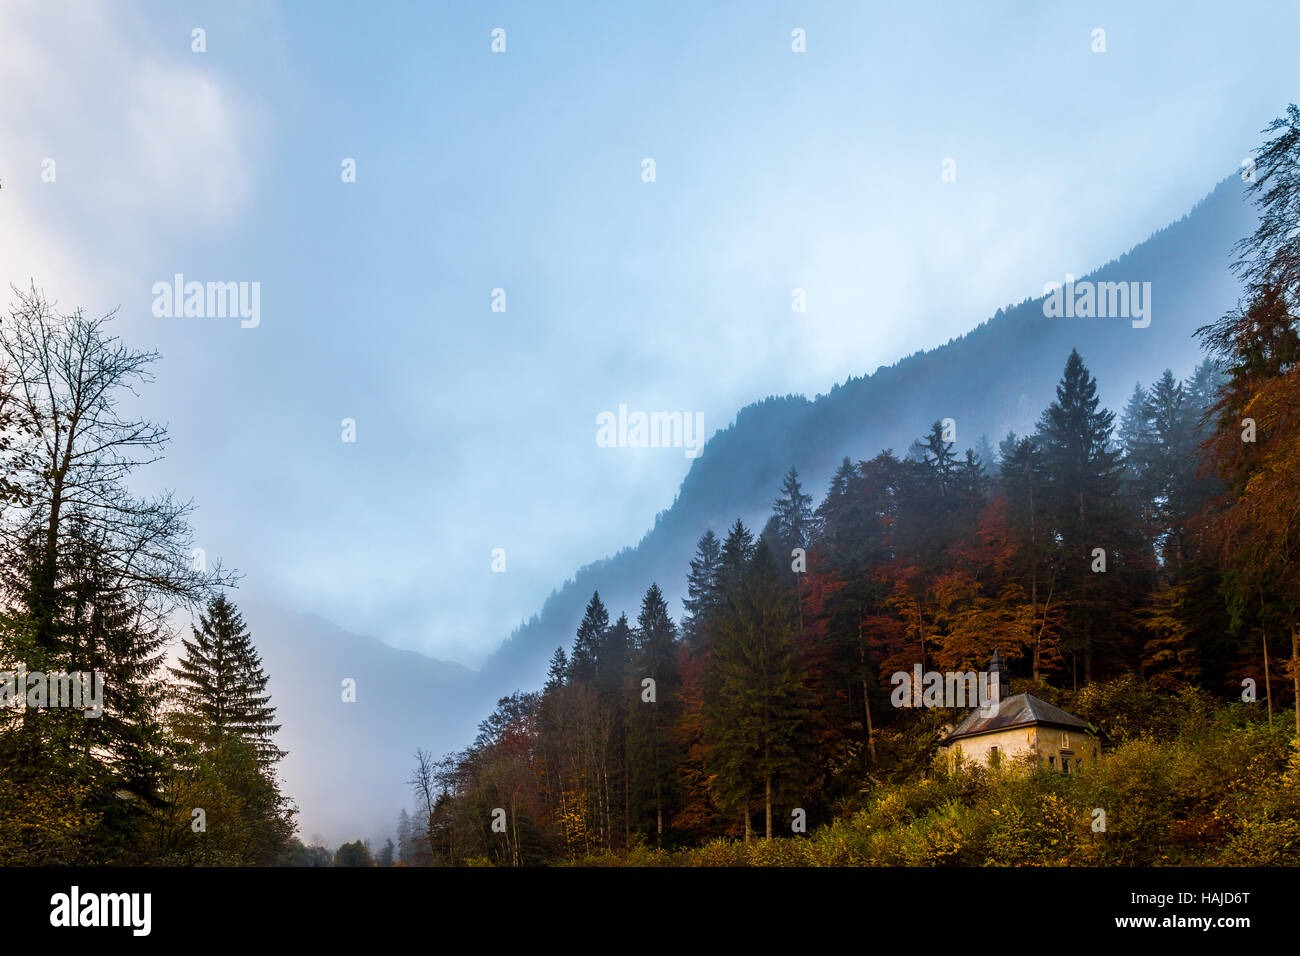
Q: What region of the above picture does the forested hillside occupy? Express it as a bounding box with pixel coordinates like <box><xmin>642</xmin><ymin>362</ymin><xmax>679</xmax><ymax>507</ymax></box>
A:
<box><xmin>402</xmin><ymin>109</ymin><xmax>1300</xmax><ymax>866</ymax></box>
<box><xmin>479</xmin><ymin>175</ymin><xmax>1255</xmax><ymax>697</ymax></box>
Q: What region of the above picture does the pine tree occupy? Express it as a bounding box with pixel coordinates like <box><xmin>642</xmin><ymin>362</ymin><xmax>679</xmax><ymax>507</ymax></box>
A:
<box><xmin>955</xmin><ymin>448</ymin><xmax>989</xmax><ymax>514</ymax></box>
<box><xmin>396</xmin><ymin>808</ymin><xmax>414</xmax><ymax>864</ymax></box>
<box><xmin>972</xmin><ymin>434</ymin><xmax>998</xmax><ymax>476</ymax></box>
<box><xmin>773</xmin><ymin>467</ymin><xmax>814</xmax><ymax>550</ymax></box>
<box><xmin>601</xmin><ymin>613</ymin><xmax>633</xmax><ymax>700</ymax></box>
<box><xmin>569</xmin><ymin>592</ymin><xmax>609</xmax><ymax>685</ymax></box>
<box><xmin>907</xmin><ymin>421</ymin><xmax>965</xmax><ymax>560</ymax></box>
<box><xmin>544</xmin><ymin>646</ymin><xmax>569</xmax><ymax>691</ymax></box>
<box><xmin>170</xmin><ymin>594</ymin><xmax>284</xmax><ymax>767</ymax></box>
<box><xmin>626</xmin><ymin>583</ymin><xmax>679</xmax><ymax>847</ymax></box>
<box><xmin>703</xmin><ymin>541</ymin><xmax>812</xmax><ymax>839</ymax></box>
<box><xmin>913</xmin><ymin>420</ymin><xmax>959</xmax><ymax>493</ymax></box>
<box><xmin>1035</xmin><ymin>349</ymin><xmax>1127</xmax><ymax>684</ymax></box>
<box><xmin>681</xmin><ymin>530</ymin><xmax>722</xmax><ymax>648</ymax></box>
<box><xmin>719</xmin><ymin>519</ymin><xmax>755</xmax><ymax>591</ymax></box>
<box><xmin>814</xmin><ymin>458</ymin><xmax>860</xmax><ymax>560</ymax></box>
<box><xmin>605</xmin><ymin>611</ymin><xmax>635</xmax><ymax>846</ymax></box>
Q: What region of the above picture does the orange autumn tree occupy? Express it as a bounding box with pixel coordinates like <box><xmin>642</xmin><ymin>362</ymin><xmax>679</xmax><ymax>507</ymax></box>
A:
<box><xmin>1197</xmin><ymin>105</ymin><xmax>1300</xmax><ymax>733</ymax></box>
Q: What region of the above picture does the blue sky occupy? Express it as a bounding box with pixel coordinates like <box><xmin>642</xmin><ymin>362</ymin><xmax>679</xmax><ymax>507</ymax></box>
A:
<box><xmin>2</xmin><ymin>0</ymin><xmax>1297</xmax><ymax>665</ymax></box>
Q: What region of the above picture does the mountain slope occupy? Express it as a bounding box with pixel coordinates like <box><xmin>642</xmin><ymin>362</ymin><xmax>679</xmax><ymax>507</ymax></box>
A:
<box><xmin>242</xmin><ymin>600</ymin><xmax>478</xmax><ymax>846</ymax></box>
<box><xmin>479</xmin><ymin>177</ymin><xmax>1255</xmax><ymax>693</ymax></box>
<box><xmin>254</xmin><ymin>177</ymin><xmax>1256</xmax><ymax>845</ymax></box>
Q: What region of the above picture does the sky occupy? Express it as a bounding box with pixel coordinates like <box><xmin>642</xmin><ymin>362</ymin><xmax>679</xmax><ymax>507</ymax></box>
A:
<box><xmin>2</xmin><ymin>0</ymin><xmax>1297</xmax><ymax>667</ymax></box>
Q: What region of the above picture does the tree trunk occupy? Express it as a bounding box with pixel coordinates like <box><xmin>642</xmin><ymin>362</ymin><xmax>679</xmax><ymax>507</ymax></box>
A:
<box><xmin>1292</xmin><ymin>625</ymin><xmax>1299</xmax><ymax>738</ymax></box>
<box><xmin>765</xmin><ymin>775</ymin><xmax>773</xmax><ymax>840</ymax></box>
<box><xmin>655</xmin><ymin>782</ymin><xmax>662</xmax><ymax>849</ymax></box>
<box><xmin>858</xmin><ymin>623</ymin><xmax>877</xmax><ymax>765</ymax></box>
<box><xmin>1030</xmin><ymin>568</ymin><xmax>1040</xmax><ymax>682</ymax></box>
<box><xmin>916</xmin><ymin>602</ymin><xmax>926</xmax><ymax>672</ymax></box>
<box><xmin>510</xmin><ymin>798</ymin><xmax>520</xmax><ymax>867</ymax></box>
<box><xmin>796</xmin><ymin>571</ymin><xmax>804</xmax><ymax>633</ymax></box>
<box><xmin>1029</xmin><ymin>471</ymin><xmax>1040</xmax><ymax>681</ymax></box>
<box><xmin>742</xmin><ymin>797</ymin><xmax>750</xmax><ymax>844</ymax></box>
<box><xmin>1263</xmin><ymin>626</ymin><xmax>1273</xmax><ymax>728</ymax></box>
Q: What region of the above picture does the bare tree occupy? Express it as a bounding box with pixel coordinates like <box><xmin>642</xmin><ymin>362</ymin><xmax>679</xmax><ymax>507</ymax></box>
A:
<box><xmin>407</xmin><ymin>747</ymin><xmax>439</xmax><ymax>863</ymax></box>
<box><xmin>0</xmin><ymin>284</ymin><xmax>232</xmax><ymax>784</ymax></box>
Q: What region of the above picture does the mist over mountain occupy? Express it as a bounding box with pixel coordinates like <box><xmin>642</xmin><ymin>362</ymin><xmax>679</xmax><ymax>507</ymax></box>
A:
<box><xmin>477</xmin><ymin>176</ymin><xmax>1254</xmax><ymax>693</ymax></box>
<box><xmin>255</xmin><ymin>176</ymin><xmax>1254</xmax><ymax>844</ymax></box>
<box><xmin>241</xmin><ymin>601</ymin><xmax>478</xmax><ymax>847</ymax></box>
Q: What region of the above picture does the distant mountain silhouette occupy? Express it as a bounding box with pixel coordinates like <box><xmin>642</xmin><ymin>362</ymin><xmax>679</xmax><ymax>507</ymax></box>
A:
<box><xmin>255</xmin><ymin>177</ymin><xmax>1255</xmax><ymax>844</ymax></box>
<box><xmin>477</xmin><ymin>176</ymin><xmax>1255</xmax><ymax>693</ymax></box>
<box><xmin>241</xmin><ymin>600</ymin><xmax>477</xmax><ymax>847</ymax></box>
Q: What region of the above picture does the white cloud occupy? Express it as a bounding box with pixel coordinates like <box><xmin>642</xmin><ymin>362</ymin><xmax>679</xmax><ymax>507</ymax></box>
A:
<box><xmin>0</xmin><ymin>0</ymin><xmax>259</xmax><ymax>304</ymax></box>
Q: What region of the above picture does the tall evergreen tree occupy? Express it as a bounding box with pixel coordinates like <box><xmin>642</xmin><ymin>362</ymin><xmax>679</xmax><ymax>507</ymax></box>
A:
<box><xmin>972</xmin><ymin>434</ymin><xmax>998</xmax><ymax>477</ymax></box>
<box><xmin>626</xmin><ymin>583</ymin><xmax>679</xmax><ymax>847</ymax></box>
<box><xmin>773</xmin><ymin>467</ymin><xmax>814</xmax><ymax>550</ymax></box>
<box><xmin>1035</xmin><ymin>349</ymin><xmax>1127</xmax><ymax>684</ymax></box>
<box><xmin>912</xmin><ymin>420</ymin><xmax>959</xmax><ymax>493</ymax></box>
<box><xmin>681</xmin><ymin>530</ymin><xmax>722</xmax><ymax>648</ymax></box>
<box><xmin>396</xmin><ymin>808</ymin><xmax>414</xmax><ymax>864</ymax></box>
<box><xmin>170</xmin><ymin>594</ymin><xmax>284</xmax><ymax>766</ymax></box>
<box><xmin>814</xmin><ymin>458</ymin><xmax>860</xmax><ymax>561</ymax></box>
<box><xmin>703</xmin><ymin>541</ymin><xmax>812</xmax><ymax>840</ymax></box>
<box><xmin>719</xmin><ymin>519</ymin><xmax>755</xmax><ymax>591</ymax></box>
<box><xmin>544</xmin><ymin>646</ymin><xmax>569</xmax><ymax>691</ymax></box>
<box><xmin>569</xmin><ymin>592</ymin><xmax>609</xmax><ymax>685</ymax></box>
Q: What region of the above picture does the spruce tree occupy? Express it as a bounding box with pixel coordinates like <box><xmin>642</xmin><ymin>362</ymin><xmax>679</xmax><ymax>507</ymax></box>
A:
<box><xmin>569</xmin><ymin>592</ymin><xmax>608</xmax><ymax>685</ymax></box>
<box><xmin>772</xmin><ymin>467</ymin><xmax>814</xmax><ymax>550</ymax></box>
<box><xmin>719</xmin><ymin>519</ymin><xmax>755</xmax><ymax>591</ymax></box>
<box><xmin>397</xmin><ymin>808</ymin><xmax>414</xmax><ymax>864</ymax></box>
<box><xmin>703</xmin><ymin>541</ymin><xmax>811</xmax><ymax>839</ymax></box>
<box><xmin>681</xmin><ymin>530</ymin><xmax>722</xmax><ymax>648</ymax></box>
<box><xmin>170</xmin><ymin>594</ymin><xmax>284</xmax><ymax>766</ymax></box>
<box><xmin>599</xmin><ymin>613</ymin><xmax>632</xmax><ymax>700</ymax></box>
<box><xmin>814</xmin><ymin>458</ymin><xmax>859</xmax><ymax>560</ymax></box>
<box><xmin>626</xmin><ymin>583</ymin><xmax>679</xmax><ymax>847</ymax></box>
<box><xmin>544</xmin><ymin>646</ymin><xmax>569</xmax><ymax>691</ymax></box>
<box><xmin>972</xmin><ymin>434</ymin><xmax>998</xmax><ymax>476</ymax></box>
<box><xmin>913</xmin><ymin>420</ymin><xmax>959</xmax><ymax>493</ymax></box>
<box><xmin>1035</xmin><ymin>349</ymin><xmax>1126</xmax><ymax>684</ymax></box>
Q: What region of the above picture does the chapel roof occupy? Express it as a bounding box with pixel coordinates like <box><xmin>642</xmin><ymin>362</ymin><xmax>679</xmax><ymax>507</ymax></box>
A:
<box><xmin>938</xmin><ymin>692</ymin><xmax>1093</xmax><ymax>746</ymax></box>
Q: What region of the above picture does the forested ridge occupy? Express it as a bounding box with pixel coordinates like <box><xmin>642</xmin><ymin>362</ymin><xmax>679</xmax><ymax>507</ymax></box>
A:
<box><xmin>478</xmin><ymin>171</ymin><xmax>1252</xmax><ymax>697</ymax></box>
<box><xmin>394</xmin><ymin>107</ymin><xmax>1300</xmax><ymax>868</ymax></box>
